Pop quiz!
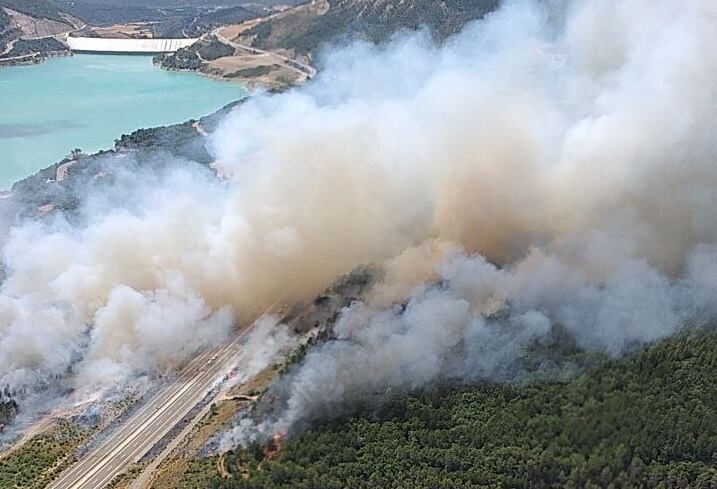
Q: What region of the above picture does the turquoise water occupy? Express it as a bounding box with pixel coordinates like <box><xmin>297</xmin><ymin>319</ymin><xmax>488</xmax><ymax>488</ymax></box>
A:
<box><xmin>0</xmin><ymin>54</ymin><xmax>246</xmax><ymax>188</ymax></box>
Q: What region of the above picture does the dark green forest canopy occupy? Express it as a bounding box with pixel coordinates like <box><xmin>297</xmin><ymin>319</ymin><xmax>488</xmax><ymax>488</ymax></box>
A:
<box><xmin>214</xmin><ymin>330</ymin><xmax>717</xmax><ymax>489</ymax></box>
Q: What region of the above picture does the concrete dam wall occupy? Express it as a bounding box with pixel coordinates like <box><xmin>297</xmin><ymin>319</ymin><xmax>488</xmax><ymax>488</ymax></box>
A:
<box><xmin>67</xmin><ymin>37</ymin><xmax>198</xmax><ymax>54</ymax></box>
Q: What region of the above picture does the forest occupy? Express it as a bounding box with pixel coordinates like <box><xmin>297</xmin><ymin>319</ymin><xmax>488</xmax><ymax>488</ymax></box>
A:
<box><xmin>209</xmin><ymin>330</ymin><xmax>717</xmax><ymax>488</ymax></box>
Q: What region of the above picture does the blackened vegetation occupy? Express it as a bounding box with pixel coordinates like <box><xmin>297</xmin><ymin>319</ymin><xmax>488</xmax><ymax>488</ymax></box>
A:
<box><xmin>280</xmin><ymin>266</ymin><xmax>382</xmax><ymax>374</ymax></box>
<box><xmin>0</xmin><ymin>7</ymin><xmax>9</xmax><ymax>33</ymax></box>
<box><xmin>281</xmin><ymin>265</ymin><xmax>382</xmax><ymax>335</ymax></box>
<box><xmin>148</xmin><ymin>5</ymin><xmax>259</xmax><ymax>39</ymax></box>
<box><xmin>232</xmin><ymin>265</ymin><xmax>384</xmax><ymax>438</ymax></box>
<box><xmin>237</xmin><ymin>266</ymin><xmax>382</xmax><ymax>432</ymax></box>
<box><xmin>213</xmin><ymin>330</ymin><xmax>717</xmax><ymax>489</ymax></box>
<box><xmin>0</xmin><ymin>390</ymin><xmax>18</xmax><ymax>427</ymax></box>
<box><xmin>0</xmin><ymin>1</ymin><xmax>72</xmax><ymax>62</ymax></box>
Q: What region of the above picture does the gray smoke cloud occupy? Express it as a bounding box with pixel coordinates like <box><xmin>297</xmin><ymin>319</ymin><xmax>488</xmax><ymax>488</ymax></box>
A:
<box><xmin>229</xmin><ymin>242</ymin><xmax>717</xmax><ymax>443</ymax></box>
<box><xmin>0</xmin><ymin>0</ymin><xmax>715</xmax><ymax>444</ymax></box>
<box><xmin>211</xmin><ymin>0</ymin><xmax>717</xmax><ymax>443</ymax></box>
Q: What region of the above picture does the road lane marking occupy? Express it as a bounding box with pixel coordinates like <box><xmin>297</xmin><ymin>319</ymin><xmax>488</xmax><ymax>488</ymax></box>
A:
<box><xmin>50</xmin><ymin>327</ymin><xmax>253</xmax><ymax>488</ymax></box>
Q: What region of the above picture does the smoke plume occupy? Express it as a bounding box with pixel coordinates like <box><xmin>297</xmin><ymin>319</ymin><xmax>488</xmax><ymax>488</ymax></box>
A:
<box><xmin>213</xmin><ymin>0</ymin><xmax>717</xmax><ymax>442</ymax></box>
<box><xmin>0</xmin><ymin>0</ymin><xmax>715</xmax><ymax>443</ymax></box>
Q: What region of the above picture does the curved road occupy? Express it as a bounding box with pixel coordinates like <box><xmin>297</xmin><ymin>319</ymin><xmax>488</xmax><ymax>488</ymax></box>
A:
<box><xmin>214</xmin><ymin>32</ymin><xmax>316</xmax><ymax>80</ymax></box>
<box><xmin>0</xmin><ymin>22</ymin><xmax>86</xmax><ymax>61</ymax></box>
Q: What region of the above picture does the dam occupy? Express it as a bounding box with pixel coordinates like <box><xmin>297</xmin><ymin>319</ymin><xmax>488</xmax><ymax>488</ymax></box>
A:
<box><xmin>67</xmin><ymin>36</ymin><xmax>198</xmax><ymax>54</ymax></box>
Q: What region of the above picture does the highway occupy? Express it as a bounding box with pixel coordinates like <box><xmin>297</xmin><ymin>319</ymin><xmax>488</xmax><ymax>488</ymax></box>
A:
<box><xmin>47</xmin><ymin>325</ymin><xmax>256</xmax><ymax>489</ymax></box>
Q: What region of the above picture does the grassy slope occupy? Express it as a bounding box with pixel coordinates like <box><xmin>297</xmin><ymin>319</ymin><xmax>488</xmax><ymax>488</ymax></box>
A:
<box><xmin>212</xmin><ymin>331</ymin><xmax>717</xmax><ymax>488</ymax></box>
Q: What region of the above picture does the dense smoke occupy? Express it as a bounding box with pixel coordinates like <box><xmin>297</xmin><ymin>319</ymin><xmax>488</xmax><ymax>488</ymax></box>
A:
<box><xmin>214</xmin><ymin>0</ymin><xmax>717</xmax><ymax>442</ymax></box>
<box><xmin>0</xmin><ymin>0</ymin><xmax>715</xmax><ymax>443</ymax></box>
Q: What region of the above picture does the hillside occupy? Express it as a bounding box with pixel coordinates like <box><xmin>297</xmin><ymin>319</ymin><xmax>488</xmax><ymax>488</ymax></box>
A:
<box><xmin>2</xmin><ymin>2</ymin><xmax>714</xmax><ymax>488</ymax></box>
<box><xmin>51</xmin><ymin>1</ymin><xmax>271</xmax><ymax>36</ymax></box>
<box><xmin>234</xmin><ymin>0</ymin><xmax>501</xmax><ymax>58</ymax></box>
<box><xmin>1</xmin><ymin>99</ymin><xmax>244</xmax><ymax>224</ymax></box>
<box><xmin>156</xmin><ymin>0</ymin><xmax>501</xmax><ymax>89</ymax></box>
<box><xmin>0</xmin><ymin>0</ymin><xmax>68</xmax><ymax>25</ymax></box>
<box><xmin>200</xmin><ymin>330</ymin><xmax>717</xmax><ymax>488</ymax></box>
<box><xmin>51</xmin><ymin>1</ymin><xmax>164</xmax><ymax>26</ymax></box>
<box><xmin>0</xmin><ymin>0</ymin><xmax>81</xmax><ymax>63</ymax></box>
<box><xmin>154</xmin><ymin>5</ymin><xmax>260</xmax><ymax>38</ymax></box>
<box><xmin>0</xmin><ymin>9</ymin><xmax>13</xmax><ymax>45</ymax></box>
<box><xmin>3</xmin><ymin>98</ymin><xmax>716</xmax><ymax>488</ymax></box>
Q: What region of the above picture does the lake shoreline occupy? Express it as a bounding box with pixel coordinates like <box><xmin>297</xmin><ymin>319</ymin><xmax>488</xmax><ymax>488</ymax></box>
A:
<box><xmin>0</xmin><ymin>54</ymin><xmax>247</xmax><ymax>188</ymax></box>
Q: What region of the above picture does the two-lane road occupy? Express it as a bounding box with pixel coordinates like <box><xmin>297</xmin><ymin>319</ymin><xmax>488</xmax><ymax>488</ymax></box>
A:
<box><xmin>47</xmin><ymin>325</ymin><xmax>256</xmax><ymax>489</ymax></box>
<box><xmin>214</xmin><ymin>32</ymin><xmax>317</xmax><ymax>80</ymax></box>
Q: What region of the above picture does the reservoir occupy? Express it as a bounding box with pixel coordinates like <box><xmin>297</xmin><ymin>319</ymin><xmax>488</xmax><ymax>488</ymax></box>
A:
<box><xmin>0</xmin><ymin>54</ymin><xmax>247</xmax><ymax>189</ymax></box>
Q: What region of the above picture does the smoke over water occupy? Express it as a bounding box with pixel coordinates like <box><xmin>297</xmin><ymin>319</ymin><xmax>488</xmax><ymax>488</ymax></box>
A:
<box><xmin>0</xmin><ymin>0</ymin><xmax>716</xmax><ymax>442</ymax></box>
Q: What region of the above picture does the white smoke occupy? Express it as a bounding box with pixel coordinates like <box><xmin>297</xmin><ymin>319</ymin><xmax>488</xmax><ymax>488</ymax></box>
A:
<box><xmin>0</xmin><ymin>0</ymin><xmax>714</xmax><ymax>443</ymax></box>
<box><xmin>230</xmin><ymin>242</ymin><xmax>708</xmax><ymax>441</ymax></box>
<box><xmin>234</xmin><ymin>315</ymin><xmax>295</xmax><ymax>385</ymax></box>
<box><xmin>212</xmin><ymin>0</ymin><xmax>717</xmax><ymax>442</ymax></box>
